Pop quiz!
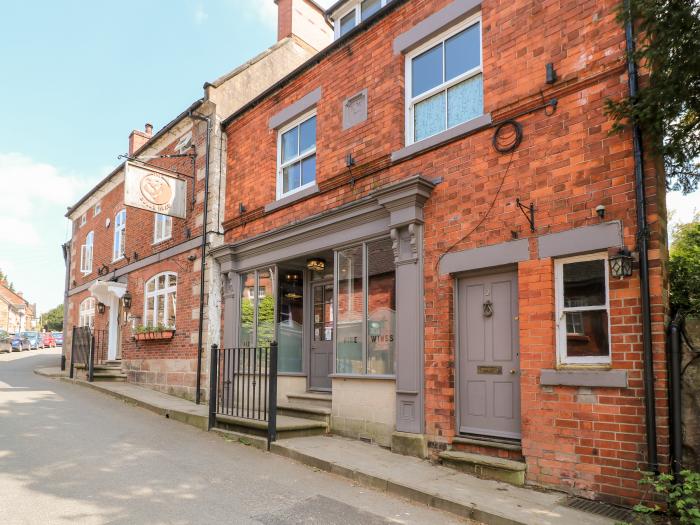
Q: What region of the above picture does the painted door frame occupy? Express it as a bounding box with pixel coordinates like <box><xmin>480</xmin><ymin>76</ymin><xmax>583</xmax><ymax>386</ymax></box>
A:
<box><xmin>454</xmin><ymin>266</ymin><xmax>522</xmax><ymax>440</ymax></box>
<box><xmin>307</xmin><ymin>278</ymin><xmax>334</xmax><ymax>391</ymax></box>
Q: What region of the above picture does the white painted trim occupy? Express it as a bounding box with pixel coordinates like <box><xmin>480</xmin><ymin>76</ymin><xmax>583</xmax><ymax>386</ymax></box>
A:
<box><xmin>404</xmin><ymin>13</ymin><xmax>482</xmax><ymax>146</ymax></box>
<box><xmin>276</xmin><ymin>110</ymin><xmax>317</xmax><ymax>201</ymax></box>
<box><xmin>143</xmin><ymin>272</ymin><xmax>178</xmax><ymax>328</ymax></box>
<box><xmin>112</xmin><ymin>209</ymin><xmax>126</xmax><ymax>262</ymax></box>
<box><xmin>332</xmin><ymin>0</ymin><xmax>392</xmax><ymax>39</ymax></box>
<box><xmin>554</xmin><ymin>252</ymin><xmax>612</xmax><ymax>366</ymax></box>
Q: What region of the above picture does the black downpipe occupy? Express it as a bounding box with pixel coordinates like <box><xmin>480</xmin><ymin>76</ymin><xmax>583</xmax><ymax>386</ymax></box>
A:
<box><xmin>190</xmin><ymin>112</ymin><xmax>211</xmax><ymax>405</ymax></box>
<box><xmin>669</xmin><ymin>315</ymin><xmax>683</xmax><ymax>478</ymax></box>
<box><xmin>624</xmin><ymin>0</ymin><xmax>658</xmax><ymax>473</ymax></box>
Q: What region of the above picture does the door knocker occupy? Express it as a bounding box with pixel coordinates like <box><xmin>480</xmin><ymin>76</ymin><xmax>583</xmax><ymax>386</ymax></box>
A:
<box><xmin>483</xmin><ymin>300</ymin><xmax>494</xmax><ymax>318</ymax></box>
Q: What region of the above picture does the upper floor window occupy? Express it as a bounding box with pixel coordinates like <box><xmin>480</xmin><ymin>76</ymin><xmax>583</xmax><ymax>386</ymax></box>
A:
<box><xmin>175</xmin><ymin>131</ymin><xmax>192</xmax><ymax>154</ymax></box>
<box><xmin>555</xmin><ymin>253</ymin><xmax>611</xmax><ymax>366</ymax></box>
<box><xmin>80</xmin><ymin>214</ymin><xmax>87</xmax><ymax>226</ymax></box>
<box><xmin>113</xmin><ymin>209</ymin><xmax>126</xmax><ymax>261</ymax></box>
<box><xmin>80</xmin><ymin>231</ymin><xmax>93</xmax><ymax>275</ymax></box>
<box><xmin>334</xmin><ymin>0</ymin><xmax>391</xmax><ymax>38</ymax></box>
<box><xmin>93</xmin><ymin>203</ymin><xmax>101</xmax><ymax>216</ymax></box>
<box><xmin>406</xmin><ymin>15</ymin><xmax>483</xmax><ymax>144</ymax></box>
<box><xmin>153</xmin><ymin>213</ymin><xmax>172</xmax><ymax>244</ymax></box>
<box><xmin>144</xmin><ymin>272</ymin><xmax>177</xmax><ymax>328</ymax></box>
<box><xmin>79</xmin><ymin>297</ymin><xmax>95</xmax><ymax>329</ymax></box>
<box><xmin>277</xmin><ymin>111</ymin><xmax>316</xmax><ymax>199</ymax></box>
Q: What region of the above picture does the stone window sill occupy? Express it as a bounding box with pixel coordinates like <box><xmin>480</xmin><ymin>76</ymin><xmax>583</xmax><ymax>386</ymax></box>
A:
<box><xmin>539</xmin><ymin>369</ymin><xmax>627</xmax><ymax>388</ymax></box>
<box><xmin>329</xmin><ymin>373</ymin><xmax>396</xmax><ymax>380</ymax></box>
<box><xmin>264</xmin><ymin>184</ymin><xmax>320</xmax><ymax>214</ymax></box>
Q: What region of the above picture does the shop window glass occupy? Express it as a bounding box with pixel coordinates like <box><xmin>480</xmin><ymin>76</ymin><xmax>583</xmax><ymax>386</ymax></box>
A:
<box><xmin>366</xmin><ymin>238</ymin><xmax>395</xmax><ymax>375</ymax></box>
<box><xmin>337</xmin><ymin>246</ymin><xmax>364</xmax><ymax>373</ymax></box>
<box><xmin>278</xmin><ymin>270</ymin><xmax>304</xmax><ymax>373</ymax></box>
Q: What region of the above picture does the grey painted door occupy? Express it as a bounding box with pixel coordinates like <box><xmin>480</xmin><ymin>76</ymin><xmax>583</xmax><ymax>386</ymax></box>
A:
<box><xmin>458</xmin><ymin>271</ymin><xmax>521</xmax><ymax>439</ymax></box>
<box><xmin>310</xmin><ymin>282</ymin><xmax>333</xmax><ymax>391</ymax></box>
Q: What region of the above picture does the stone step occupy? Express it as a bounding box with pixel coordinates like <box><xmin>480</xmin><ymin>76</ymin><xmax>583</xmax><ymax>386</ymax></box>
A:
<box><xmin>215</xmin><ymin>413</ymin><xmax>327</xmax><ymax>440</ymax></box>
<box><xmin>94</xmin><ymin>364</ymin><xmax>122</xmax><ymax>371</ymax></box>
<box><xmin>277</xmin><ymin>402</ymin><xmax>331</xmax><ymax>425</ymax></box>
<box><xmin>439</xmin><ymin>450</ymin><xmax>526</xmax><ymax>486</ymax></box>
<box><xmin>286</xmin><ymin>392</ymin><xmax>332</xmax><ymax>409</ymax></box>
<box><xmin>451</xmin><ymin>436</ymin><xmax>524</xmax><ymax>461</ymax></box>
<box><xmin>92</xmin><ymin>370</ymin><xmax>127</xmax><ymax>382</ymax></box>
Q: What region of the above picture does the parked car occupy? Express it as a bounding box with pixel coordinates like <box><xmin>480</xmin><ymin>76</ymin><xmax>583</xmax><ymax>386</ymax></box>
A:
<box><xmin>21</xmin><ymin>331</ymin><xmax>43</xmax><ymax>350</ymax></box>
<box><xmin>9</xmin><ymin>333</ymin><xmax>30</xmax><ymax>352</ymax></box>
<box><xmin>0</xmin><ymin>330</ymin><xmax>12</xmax><ymax>353</ymax></box>
<box><xmin>41</xmin><ymin>332</ymin><xmax>56</xmax><ymax>348</ymax></box>
<box><xmin>52</xmin><ymin>331</ymin><xmax>63</xmax><ymax>346</ymax></box>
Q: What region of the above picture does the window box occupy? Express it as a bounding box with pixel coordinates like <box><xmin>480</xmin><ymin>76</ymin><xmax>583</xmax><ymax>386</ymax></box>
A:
<box><xmin>134</xmin><ymin>330</ymin><xmax>175</xmax><ymax>341</ymax></box>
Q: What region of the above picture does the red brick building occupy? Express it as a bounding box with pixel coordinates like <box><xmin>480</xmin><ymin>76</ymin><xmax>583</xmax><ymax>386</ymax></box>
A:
<box><xmin>63</xmin><ymin>4</ymin><xmax>332</xmax><ymax>400</ymax></box>
<box><xmin>211</xmin><ymin>0</ymin><xmax>670</xmax><ymax>504</ymax></box>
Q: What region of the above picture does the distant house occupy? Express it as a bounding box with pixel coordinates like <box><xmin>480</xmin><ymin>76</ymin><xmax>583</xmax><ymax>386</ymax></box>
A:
<box><xmin>0</xmin><ymin>280</ymin><xmax>36</xmax><ymax>332</ymax></box>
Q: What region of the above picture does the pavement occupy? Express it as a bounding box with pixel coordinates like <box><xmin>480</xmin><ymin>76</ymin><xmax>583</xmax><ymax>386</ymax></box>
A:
<box><xmin>27</xmin><ymin>351</ymin><xmax>618</xmax><ymax>525</ymax></box>
<box><xmin>2</xmin><ymin>349</ymin><xmax>472</xmax><ymax>525</ymax></box>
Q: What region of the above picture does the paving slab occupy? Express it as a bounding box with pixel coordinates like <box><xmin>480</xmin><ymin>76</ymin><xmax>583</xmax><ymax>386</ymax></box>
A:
<box><xmin>272</xmin><ymin>435</ymin><xmax>617</xmax><ymax>525</ymax></box>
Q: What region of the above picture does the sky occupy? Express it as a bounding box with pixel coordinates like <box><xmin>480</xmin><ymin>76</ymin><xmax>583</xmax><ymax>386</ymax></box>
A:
<box><xmin>0</xmin><ymin>0</ymin><xmax>696</xmax><ymax>316</ymax></box>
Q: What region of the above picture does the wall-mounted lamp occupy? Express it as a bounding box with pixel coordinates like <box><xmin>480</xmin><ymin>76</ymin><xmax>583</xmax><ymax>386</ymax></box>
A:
<box><xmin>546</xmin><ymin>63</ymin><xmax>557</xmax><ymax>84</ymax></box>
<box><xmin>97</xmin><ymin>302</ymin><xmax>106</xmax><ymax>315</ymax></box>
<box><xmin>307</xmin><ymin>258</ymin><xmax>326</xmax><ymax>272</ymax></box>
<box><xmin>610</xmin><ymin>249</ymin><xmax>633</xmax><ymax>279</ymax></box>
<box><xmin>596</xmin><ymin>204</ymin><xmax>606</xmax><ymax>219</ymax></box>
<box><xmin>122</xmin><ymin>291</ymin><xmax>132</xmax><ymax>311</ymax></box>
<box><xmin>187</xmin><ymin>254</ymin><xmax>197</xmax><ymax>262</ymax></box>
<box><xmin>345</xmin><ymin>153</ymin><xmax>355</xmax><ymax>168</ymax></box>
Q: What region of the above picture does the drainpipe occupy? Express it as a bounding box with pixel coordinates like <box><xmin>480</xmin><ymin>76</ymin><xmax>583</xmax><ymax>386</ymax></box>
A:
<box><xmin>189</xmin><ymin>111</ymin><xmax>211</xmax><ymax>405</ymax></box>
<box><xmin>669</xmin><ymin>314</ymin><xmax>683</xmax><ymax>478</ymax></box>
<box><xmin>624</xmin><ymin>0</ymin><xmax>658</xmax><ymax>473</ymax></box>
<box><xmin>61</xmin><ymin>241</ymin><xmax>71</xmax><ymax>370</ymax></box>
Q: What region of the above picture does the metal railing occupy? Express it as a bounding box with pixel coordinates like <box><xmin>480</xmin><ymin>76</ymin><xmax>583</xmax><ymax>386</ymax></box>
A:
<box><xmin>209</xmin><ymin>342</ymin><xmax>278</xmax><ymax>449</ymax></box>
<box><xmin>68</xmin><ymin>327</ymin><xmax>108</xmax><ymax>382</ymax></box>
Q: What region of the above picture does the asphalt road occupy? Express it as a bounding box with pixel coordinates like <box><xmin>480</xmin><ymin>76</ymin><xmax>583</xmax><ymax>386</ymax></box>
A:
<box><xmin>0</xmin><ymin>349</ymin><xmax>470</xmax><ymax>525</ymax></box>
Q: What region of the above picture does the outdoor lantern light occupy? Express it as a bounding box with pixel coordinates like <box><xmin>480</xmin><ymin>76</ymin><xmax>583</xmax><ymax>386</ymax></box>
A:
<box><xmin>610</xmin><ymin>249</ymin><xmax>633</xmax><ymax>279</ymax></box>
<box><xmin>306</xmin><ymin>258</ymin><xmax>326</xmax><ymax>272</ymax></box>
<box><xmin>122</xmin><ymin>291</ymin><xmax>132</xmax><ymax>311</ymax></box>
<box><xmin>97</xmin><ymin>302</ymin><xmax>106</xmax><ymax>315</ymax></box>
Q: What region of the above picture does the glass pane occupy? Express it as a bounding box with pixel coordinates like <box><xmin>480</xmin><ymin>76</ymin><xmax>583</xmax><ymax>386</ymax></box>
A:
<box><xmin>167</xmin><ymin>291</ymin><xmax>176</xmax><ymax>327</ymax></box>
<box><xmin>565</xmin><ymin>310</ymin><xmax>609</xmax><ymax>358</ymax></box>
<box><xmin>301</xmin><ymin>155</ymin><xmax>316</xmax><ymax>186</ymax></box>
<box><xmin>314</xmin><ymin>285</ymin><xmax>323</xmax><ymax>305</ymax></box>
<box><xmin>147</xmin><ymin>279</ymin><xmax>155</xmax><ymax>293</ymax></box>
<box><xmin>156</xmin><ymin>296</ymin><xmax>165</xmax><ymax>326</ymax></box>
<box><xmin>414</xmin><ymin>90</ymin><xmax>446</xmax><ymax>142</ymax></box>
<box><xmin>278</xmin><ymin>269</ymin><xmax>303</xmax><ymax>372</ymax></box>
<box><xmin>145</xmin><ymin>297</ymin><xmax>154</xmax><ymax>326</ymax></box>
<box><xmin>340</xmin><ymin>10</ymin><xmax>356</xmax><ymax>36</ymax></box>
<box><xmin>361</xmin><ymin>0</ymin><xmax>381</xmax><ymax>21</ymax></box>
<box><xmin>445</xmin><ymin>22</ymin><xmax>481</xmax><ymax>81</ymax></box>
<box><xmin>447</xmin><ymin>74</ymin><xmax>483</xmax><ymax>128</ymax></box>
<box><xmin>169</xmin><ymin>274</ymin><xmax>177</xmax><ymax>288</ymax></box>
<box><xmin>337</xmin><ymin>246</ymin><xmax>364</xmax><ymax>374</ymax></box>
<box><xmin>299</xmin><ymin>116</ymin><xmax>316</xmax><ymax>154</ymax></box>
<box><xmin>256</xmin><ymin>268</ymin><xmax>275</xmax><ymax>347</ymax></box>
<box><xmin>283</xmin><ymin>162</ymin><xmax>301</xmax><ymax>193</ymax></box>
<box><xmin>281</xmin><ymin>126</ymin><xmax>298</xmax><ymax>163</ymax></box>
<box><xmin>411</xmin><ymin>43</ymin><xmax>443</xmax><ymax>97</ymax></box>
<box><xmin>158</xmin><ymin>274</ymin><xmax>166</xmax><ymax>290</ymax></box>
<box><xmin>563</xmin><ymin>259</ymin><xmax>606</xmax><ymax>307</ymax></box>
<box><xmin>366</xmin><ymin>238</ymin><xmax>395</xmax><ymax>375</ymax></box>
<box><xmin>240</xmin><ymin>272</ymin><xmax>255</xmax><ymax>347</ymax></box>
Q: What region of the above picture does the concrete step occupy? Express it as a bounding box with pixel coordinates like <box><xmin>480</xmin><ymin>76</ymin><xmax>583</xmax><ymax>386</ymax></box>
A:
<box><xmin>92</xmin><ymin>370</ymin><xmax>127</xmax><ymax>382</ymax></box>
<box><xmin>286</xmin><ymin>392</ymin><xmax>332</xmax><ymax>410</ymax></box>
<box><xmin>215</xmin><ymin>413</ymin><xmax>328</xmax><ymax>440</ymax></box>
<box><xmin>439</xmin><ymin>450</ymin><xmax>526</xmax><ymax>486</ymax></box>
<box><xmin>277</xmin><ymin>402</ymin><xmax>331</xmax><ymax>425</ymax></box>
<box><xmin>94</xmin><ymin>364</ymin><xmax>122</xmax><ymax>371</ymax></box>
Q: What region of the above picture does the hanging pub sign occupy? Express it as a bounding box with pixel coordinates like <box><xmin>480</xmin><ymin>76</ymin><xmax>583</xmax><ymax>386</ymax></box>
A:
<box><xmin>124</xmin><ymin>161</ymin><xmax>187</xmax><ymax>219</ymax></box>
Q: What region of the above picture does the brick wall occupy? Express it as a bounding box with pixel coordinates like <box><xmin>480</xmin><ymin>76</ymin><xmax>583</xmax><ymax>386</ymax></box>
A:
<box><xmin>221</xmin><ymin>0</ymin><xmax>668</xmax><ymax>504</ymax></box>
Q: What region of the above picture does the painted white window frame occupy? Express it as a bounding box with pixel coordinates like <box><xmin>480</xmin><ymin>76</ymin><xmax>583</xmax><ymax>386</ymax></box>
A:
<box><xmin>175</xmin><ymin>131</ymin><xmax>192</xmax><ymax>154</ymax></box>
<box><xmin>276</xmin><ymin>110</ymin><xmax>317</xmax><ymax>200</ymax></box>
<box><xmin>333</xmin><ymin>0</ymin><xmax>392</xmax><ymax>39</ymax></box>
<box><xmin>404</xmin><ymin>13</ymin><xmax>483</xmax><ymax>146</ymax></box>
<box><xmin>143</xmin><ymin>272</ymin><xmax>177</xmax><ymax>328</ymax></box>
<box><xmin>79</xmin><ymin>297</ymin><xmax>95</xmax><ymax>329</ymax></box>
<box><xmin>554</xmin><ymin>252</ymin><xmax>612</xmax><ymax>366</ymax></box>
<box><xmin>80</xmin><ymin>214</ymin><xmax>87</xmax><ymax>226</ymax></box>
<box><xmin>80</xmin><ymin>231</ymin><xmax>94</xmax><ymax>275</ymax></box>
<box><xmin>93</xmin><ymin>202</ymin><xmax>101</xmax><ymax>216</ymax></box>
<box><xmin>153</xmin><ymin>213</ymin><xmax>173</xmax><ymax>244</ymax></box>
<box><xmin>113</xmin><ymin>209</ymin><xmax>126</xmax><ymax>262</ymax></box>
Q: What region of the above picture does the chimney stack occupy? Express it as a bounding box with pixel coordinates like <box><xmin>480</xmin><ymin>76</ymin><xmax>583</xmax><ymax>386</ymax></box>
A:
<box><xmin>128</xmin><ymin>123</ymin><xmax>153</xmax><ymax>156</ymax></box>
<box><xmin>274</xmin><ymin>0</ymin><xmax>332</xmax><ymax>51</ymax></box>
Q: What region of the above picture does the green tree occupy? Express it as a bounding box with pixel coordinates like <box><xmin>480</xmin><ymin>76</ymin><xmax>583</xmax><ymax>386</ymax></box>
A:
<box><xmin>670</xmin><ymin>216</ymin><xmax>700</xmax><ymax>315</ymax></box>
<box><xmin>606</xmin><ymin>0</ymin><xmax>700</xmax><ymax>194</ymax></box>
<box><xmin>42</xmin><ymin>304</ymin><xmax>64</xmax><ymax>331</ymax></box>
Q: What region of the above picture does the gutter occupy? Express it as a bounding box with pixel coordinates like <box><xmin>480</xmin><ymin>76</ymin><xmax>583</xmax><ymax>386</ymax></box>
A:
<box><xmin>624</xmin><ymin>0</ymin><xmax>658</xmax><ymax>473</ymax></box>
<box><xmin>189</xmin><ymin>111</ymin><xmax>212</xmax><ymax>405</ymax></box>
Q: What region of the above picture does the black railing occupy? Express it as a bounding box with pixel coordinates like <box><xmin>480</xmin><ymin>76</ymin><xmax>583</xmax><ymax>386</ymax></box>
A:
<box><xmin>209</xmin><ymin>342</ymin><xmax>278</xmax><ymax>449</ymax></box>
<box><xmin>68</xmin><ymin>327</ymin><xmax>108</xmax><ymax>382</ymax></box>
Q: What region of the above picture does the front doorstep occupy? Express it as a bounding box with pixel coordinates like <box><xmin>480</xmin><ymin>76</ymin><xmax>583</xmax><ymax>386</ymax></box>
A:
<box><xmin>215</xmin><ymin>413</ymin><xmax>327</xmax><ymax>440</ymax></box>
<box><xmin>439</xmin><ymin>450</ymin><xmax>526</xmax><ymax>486</ymax></box>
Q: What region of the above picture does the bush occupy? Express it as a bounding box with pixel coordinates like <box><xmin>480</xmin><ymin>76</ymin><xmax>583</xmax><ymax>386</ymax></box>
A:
<box><xmin>632</xmin><ymin>470</ymin><xmax>700</xmax><ymax>524</ymax></box>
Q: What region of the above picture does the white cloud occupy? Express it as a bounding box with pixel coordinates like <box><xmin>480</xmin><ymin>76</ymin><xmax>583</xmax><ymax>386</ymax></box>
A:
<box><xmin>194</xmin><ymin>4</ymin><xmax>208</xmax><ymax>24</ymax></box>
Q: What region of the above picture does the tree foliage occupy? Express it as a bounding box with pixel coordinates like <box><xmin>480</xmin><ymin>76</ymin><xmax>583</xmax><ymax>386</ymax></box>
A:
<box><xmin>605</xmin><ymin>0</ymin><xmax>700</xmax><ymax>194</ymax></box>
<box><xmin>670</xmin><ymin>216</ymin><xmax>700</xmax><ymax>316</ymax></box>
<box><xmin>42</xmin><ymin>304</ymin><xmax>64</xmax><ymax>331</ymax></box>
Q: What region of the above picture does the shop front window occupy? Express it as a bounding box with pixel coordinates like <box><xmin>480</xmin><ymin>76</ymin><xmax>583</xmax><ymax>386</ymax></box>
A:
<box><xmin>336</xmin><ymin>238</ymin><xmax>395</xmax><ymax>375</ymax></box>
<box><xmin>278</xmin><ymin>269</ymin><xmax>304</xmax><ymax>373</ymax></box>
<box><xmin>239</xmin><ymin>267</ymin><xmax>276</xmax><ymax>348</ymax></box>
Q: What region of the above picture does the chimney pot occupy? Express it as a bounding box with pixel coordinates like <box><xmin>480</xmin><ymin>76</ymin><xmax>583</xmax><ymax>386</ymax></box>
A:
<box><xmin>145</xmin><ymin>123</ymin><xmax>153</xmax><ymax>135</ymax></box>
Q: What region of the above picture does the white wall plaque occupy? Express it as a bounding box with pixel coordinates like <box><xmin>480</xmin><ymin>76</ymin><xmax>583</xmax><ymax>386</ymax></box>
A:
<box><xmin>124</xmin><ymin>161</ymin><xmax>187</xmax><ymax>219</ymax></box>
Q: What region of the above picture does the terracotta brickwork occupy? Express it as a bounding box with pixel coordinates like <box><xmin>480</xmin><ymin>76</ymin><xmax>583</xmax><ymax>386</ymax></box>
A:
<box><xmin>222</xmin><ymin>0</ymin><xmax>668</xmax><ymax>504</ymax></box>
